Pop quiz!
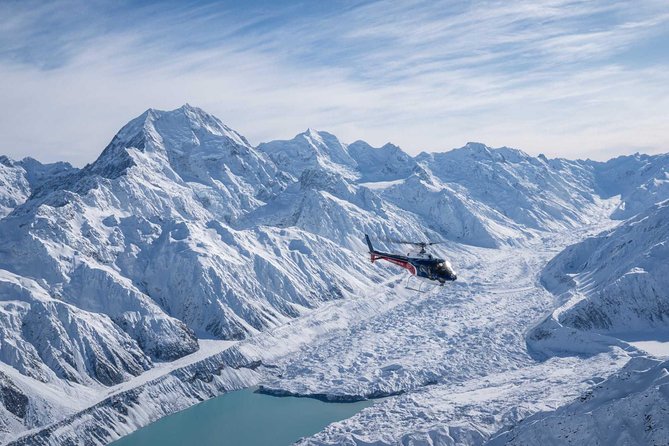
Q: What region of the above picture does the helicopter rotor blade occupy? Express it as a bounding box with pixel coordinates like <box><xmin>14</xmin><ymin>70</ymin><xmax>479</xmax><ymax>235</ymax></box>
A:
<box><xmin>380</xmin><ymin>238</ymin><xmax>413</xmax><ymax>245</ymax></box>
<box><xmin>381</xmin><ymin>238</ymin><xmax>445</xmax><ymax>246</ymax></box>
<box><xmin>383</xmin><ymin>238</ymin><xmax>426</xmax><ymax>246</ymax></box>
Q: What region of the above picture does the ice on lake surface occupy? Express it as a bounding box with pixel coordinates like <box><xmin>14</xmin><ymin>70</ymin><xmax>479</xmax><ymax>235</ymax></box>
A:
<box><xmin>112</xmin><ymin>388</ymin><xmax>374</xmax><ymax>446</ymax></box>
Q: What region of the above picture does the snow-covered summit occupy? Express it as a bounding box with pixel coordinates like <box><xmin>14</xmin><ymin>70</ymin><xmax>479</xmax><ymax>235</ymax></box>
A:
<box><xmin>348</xmin><ymin>140</ymin><xmax>420</xmax><ymax>182</ymax></box>
<box><xmin>258</xmin><ymin>128</ymin><xmax>357</xmax><ymax>180</ymax></box>
<box><xmin>96</xmin><ymin>105</ymin><xmax>277</xmax><ymax>191</ymax></box>
<box><xmin>415</xmin><ymin>142</ymin><xmax>602</xmax><ymax>233</ymax></box>
<box><xmin>102</xmin><ymin>104</ymin><xmax>251</xmax><ymax>157</ymax></box>
<box><xmin>593</xmin><ymin>152</ymin><xmax>669</xmax><ymax>220</ymax></box>
<box><xmin>0</xmin><ymin>156</ymin><xmax>76</xmax><ymax>217</ymax></box>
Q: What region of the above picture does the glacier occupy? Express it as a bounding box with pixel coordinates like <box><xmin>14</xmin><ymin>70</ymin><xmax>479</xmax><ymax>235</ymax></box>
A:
<box><xmin>0</xmin><ymin>104</ymin><xmax>668</xmax><ymax>445</ymax></box>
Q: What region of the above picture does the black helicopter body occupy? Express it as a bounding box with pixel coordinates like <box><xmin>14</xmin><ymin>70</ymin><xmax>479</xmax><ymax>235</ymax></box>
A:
<box><xmin>365</xmin><ymin>234</ymin><xmax>457</xmax><ymax>285</ymax></box>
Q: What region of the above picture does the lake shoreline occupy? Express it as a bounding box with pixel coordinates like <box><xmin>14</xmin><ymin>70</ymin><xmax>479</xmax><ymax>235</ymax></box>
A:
<box><xmin>112</xmin><ymin>387</ymin><xmax>375</xmax><ymax>446</ymax></box>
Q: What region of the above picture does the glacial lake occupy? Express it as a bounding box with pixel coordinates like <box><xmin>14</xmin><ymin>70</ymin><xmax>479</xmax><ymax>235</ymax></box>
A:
<box><xmin>113</xmin><ymin>388</ymin><xmax>374</xmax><ymax>446</ymax></box>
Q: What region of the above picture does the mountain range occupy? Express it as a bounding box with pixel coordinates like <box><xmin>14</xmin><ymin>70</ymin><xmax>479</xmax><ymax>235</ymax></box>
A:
<box><xmin>1</xmin><ymin>105</ymin><xmax>668</xmax><ymax>445</ymax></box>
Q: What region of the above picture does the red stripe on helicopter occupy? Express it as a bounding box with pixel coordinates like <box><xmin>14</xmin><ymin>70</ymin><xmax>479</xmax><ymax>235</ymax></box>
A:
<box><xmin>371</xmin><ymin>254</ymin><xmax>416</xmax><ymax>275</ymax></box>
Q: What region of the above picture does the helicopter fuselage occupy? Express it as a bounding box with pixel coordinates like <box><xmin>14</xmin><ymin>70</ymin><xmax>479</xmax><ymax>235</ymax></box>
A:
<box><xmin>369</xmin><ymin>249</ymin><xmax>457</xmax><ymax>284</ymax></box>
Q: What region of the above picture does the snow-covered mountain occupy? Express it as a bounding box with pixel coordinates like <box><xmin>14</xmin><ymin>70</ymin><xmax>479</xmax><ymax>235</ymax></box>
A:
<box><xmin>489</xmin><ymin>355</ymin><xmax>669</xmax><ymax>446</ymax></box>
<box><xmin>513</xmin><ymin>188</ymin><xmax>669</xmax><ymax>445</ymax></box>
<box><xmin>594</xmin><ymin>152</ymin><xmax>669</xmax><ymax>220</ymax></box>
<box><xmin>259</xmin><ymin>129</ymin><xmax>358</xmax><ymax>180</ymax></box>
<box><xmin>348</xmin><ymin>140</ymin><xmax>420</xmax><ymax>182</ymax></box>
<box><xmin>1</xmin><ymin>104</ymin><xmax>668</xmax><ymax>445</ymax></box>
<box><xmin>0</xmin><ymin>156</ymin><xmax>75</xmax><ymax>218</ymax></box>
<box><xmin>537</xmin><ymin>198</ymin><xmax>669</xmax><ymax>341</ymax></box>
<box><xmin>257</xmin><ymin>134</ymin><xmax>610</xmax><ymax>248</ymax></box>
<box><xmin>0</xmin><ymin>106</ymin><xmax>402</xmax><ymax>441</ymax></box>
<box><xmin>416</xmin><ymin>144</ymin><xmax>602</xmax><ymax>232</ymax></box>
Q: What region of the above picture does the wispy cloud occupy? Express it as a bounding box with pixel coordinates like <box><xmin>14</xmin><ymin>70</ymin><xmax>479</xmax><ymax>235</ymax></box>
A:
<box><xmin>0</xmin><ymin>0</ymin><xmax>667</xmax><ymax>165</ymax></box>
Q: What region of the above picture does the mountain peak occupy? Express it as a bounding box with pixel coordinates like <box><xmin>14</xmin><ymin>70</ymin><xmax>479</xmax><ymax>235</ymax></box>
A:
<box><xmin>259</xmin><ymin>128</ymin><xmax>356</xmax><ymax>178</ymax></box>
<box><xmin>89</xmin><ymin>105</ymin><xmax>257</xmax><ymax>179</ymax></box>
<box><xmin>156</xmin><ymin>105</ymin><xmax>250</xmax><ymax>147</ymax></box>
<box><xmin>0</xmin><ymin>155</ymin><xmax>14</xmax><ymax>167</ymax></box>
<box><xmin>299</xmin><ymin>128</ymin><xmax>341</xmax><ymax>148</ymax></box>
<box><xmin>347</xmin><ymin>140</ymin><xmax>417</xmax><ymax>182</ymax></box>
<box><xmin>464</xmin><ymin>141</ymin><xmax>489</xmax><ymax>150</ymax></box>
<box><xmin>461</xmin><ymin>142</ymin><xmax>495</xmax><ymax>158</ymax></box>
<box><xmin>113</xmin><ymin>105</ymin><xmax>250</xmax><ymax>150</ymax></box>
<box><xmin>179</xmin><ymin>102</ymin><xmax>197</xmax><ymax>112</ymax></box>
<box><xmin>447</xmin><ymin>142</ymin><xmax>532</xmax><ymax>163</ymax></box>
<box><xmin>304</xmin><ymin>127</ymin><xmax>322</xmax><ymax>138</ymax></box>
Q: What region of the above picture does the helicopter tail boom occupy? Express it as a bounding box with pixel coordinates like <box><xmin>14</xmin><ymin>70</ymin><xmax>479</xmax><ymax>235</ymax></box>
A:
<box><xmin>364</xmin><ymin>234</ymin><xmax>417</xmax><ymax>275</ymax></box>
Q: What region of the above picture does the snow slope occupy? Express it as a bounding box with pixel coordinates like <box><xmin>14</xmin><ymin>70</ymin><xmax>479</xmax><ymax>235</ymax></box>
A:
<box><xmin>489</xmin><ymin>199</ymin><xmax>669</xmax><ymax>446</ymax></box>
<box><xmin>0</xmin><ymin>158</ymin><xmax>31</xmax><ymax>219</ymax></box>
<box><xmin>489</xmin><ymin>356</ymin><xmax>669</xmax><ymax>446</ymax></box>
<box><xmin>594</xmin><ymin>152</ymin><xmax>669</xmax><ymax>220</ymax></box>
<box><xmin>540</xmin><ymin>199</ymin><xmax>669</xmax><ymax>335</ymax></box>
<box><xmin>416</xmin><ymin>143</ymin><xmax>602</xmax><ymax>233</ymax></box>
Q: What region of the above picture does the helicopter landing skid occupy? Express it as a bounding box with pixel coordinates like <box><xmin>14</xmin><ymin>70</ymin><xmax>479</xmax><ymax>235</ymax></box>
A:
<box><xmin>404</xmin><ymin>276</ymin><xmax>442</xmax><ymax>293</ymax></box>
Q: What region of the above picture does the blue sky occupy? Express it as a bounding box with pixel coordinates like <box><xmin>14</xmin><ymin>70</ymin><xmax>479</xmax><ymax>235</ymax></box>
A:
<box><xmin>1</xmin><ymin>0</ymin><xmax>668</xmax><ymax>165</ymax></box>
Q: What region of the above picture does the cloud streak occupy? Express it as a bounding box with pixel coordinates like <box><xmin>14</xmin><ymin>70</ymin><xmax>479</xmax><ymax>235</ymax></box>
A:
<box><xmin>0</xmin><ymin>0</ymin><xmax>667</xmax><ymax>165</ymax></box>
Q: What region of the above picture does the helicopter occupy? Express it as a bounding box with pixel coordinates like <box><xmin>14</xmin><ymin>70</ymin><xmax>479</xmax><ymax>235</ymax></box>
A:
<box><xmin>364</xmin><ymin>234</ymin><xmax>457</xmax><ymax>291</ymax></box>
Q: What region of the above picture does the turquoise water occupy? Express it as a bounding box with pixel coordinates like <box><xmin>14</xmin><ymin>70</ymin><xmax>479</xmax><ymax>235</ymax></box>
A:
<box><xmin>113</xmin><ymin>388</ymin><xmax>373</xmax><ymax>446</ymax></box>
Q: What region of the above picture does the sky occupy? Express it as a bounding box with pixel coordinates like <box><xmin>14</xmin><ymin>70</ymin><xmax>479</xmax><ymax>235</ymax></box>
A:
<box><xmin>0</xmin><ymin>0</ymin><xmax>668</xmax><ymax>166</ymax></box>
